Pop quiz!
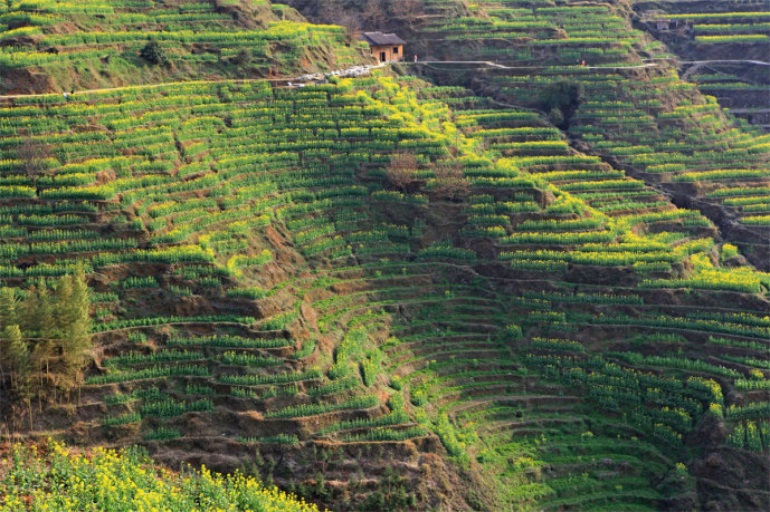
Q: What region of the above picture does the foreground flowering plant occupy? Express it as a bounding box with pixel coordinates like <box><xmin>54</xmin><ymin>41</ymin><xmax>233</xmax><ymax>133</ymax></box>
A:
<box><xmin>0</xmin><ymin>440</ymin><xmax>319</xmax><ymax>511</ymax></box>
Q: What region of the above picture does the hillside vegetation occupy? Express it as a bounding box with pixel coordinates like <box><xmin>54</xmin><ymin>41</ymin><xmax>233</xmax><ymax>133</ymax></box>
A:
<box><xmin>632</xmin><ymin>0</ymin><xmax>770</xmax><ymax>126</ymax></box>
<box><xmin>0</xmin><ymin>0</ymin><xmax>364</xmax><ymax>93</ymax></box>
<box><xmin>398</xmin><ymin>0</ymin><xmax>770</xmax><ymax>271</ymax></box>
<box><xmin>0</xmin><ymin>1</ymin><xmax>768</xmax><ymax>511</ymax></box>
<box><xmin>0</xmin><ymin>440</ymin><xmax>317</xmax><ymax>511</ymax></box>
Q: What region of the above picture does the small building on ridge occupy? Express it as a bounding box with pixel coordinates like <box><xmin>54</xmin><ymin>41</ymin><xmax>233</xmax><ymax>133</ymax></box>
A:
<box><xmin>361</xmin><ymin>32</ymin><xmax>406</xmax><ymax>64</ymax></box>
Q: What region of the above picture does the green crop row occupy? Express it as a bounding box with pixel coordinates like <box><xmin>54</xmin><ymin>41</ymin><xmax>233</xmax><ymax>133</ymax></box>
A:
<box><xmin>265</xmin><ymin>395</ymin><xmax>379</xmax><ymax>418</ymax></box>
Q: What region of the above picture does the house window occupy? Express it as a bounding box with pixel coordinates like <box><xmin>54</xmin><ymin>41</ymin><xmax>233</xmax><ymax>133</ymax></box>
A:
<box><xmin>393</xmin><ymin>47</ymin><xmax>399</xmax><ymax>55</ymax></box>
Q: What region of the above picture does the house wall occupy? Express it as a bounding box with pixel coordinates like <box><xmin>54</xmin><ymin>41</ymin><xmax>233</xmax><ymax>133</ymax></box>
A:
<box><xmin>372</xmin><ymin>45</ymin><xmax>404</xmax><ymax>63</ymax></box>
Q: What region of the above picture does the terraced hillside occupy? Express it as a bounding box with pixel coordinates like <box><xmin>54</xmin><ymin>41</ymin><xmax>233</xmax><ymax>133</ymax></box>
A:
<box><xmin>0</xmin><ymin>0</ymin><xmax>364</xmax><ymax>93</ymax></box>
<box><xmin>0</xmin><ymin>1</ymin><xmax>769</xmax><ymax>511</ymax></box>
<box><xmin>370</xmin><ymin>0</ymin><xmax>770</xmax><ymax>271</ymax></box>
<box><xmin>632</xmin><ymin>0</ymin><xmax>770</xmax><ymax>129</ymax></box>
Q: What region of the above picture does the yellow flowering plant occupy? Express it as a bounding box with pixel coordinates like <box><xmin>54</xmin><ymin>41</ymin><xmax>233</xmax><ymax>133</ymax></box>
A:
<box><xmin>0</xmin><ymin>441</ymin><xmax>319</xmax><ymax>511</ymax></box>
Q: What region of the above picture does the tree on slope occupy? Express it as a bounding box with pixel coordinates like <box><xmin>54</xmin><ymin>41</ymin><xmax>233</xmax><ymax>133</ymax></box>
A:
<box><xmin>0</xmin><ymin>267</ymin><xmax>92</xmax><ymax>428</ymax></box>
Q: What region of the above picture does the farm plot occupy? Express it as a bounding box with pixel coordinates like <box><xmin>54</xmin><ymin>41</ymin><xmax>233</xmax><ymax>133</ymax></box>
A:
<box><xmin>413</xmin><ymin>0</ymin><xmax>770</xmax><ymax>272</ymax></box>
<box><xmin>0</xmin><ymin>32</ymin><xmax>767</xmax><ymax>508</ymax></box>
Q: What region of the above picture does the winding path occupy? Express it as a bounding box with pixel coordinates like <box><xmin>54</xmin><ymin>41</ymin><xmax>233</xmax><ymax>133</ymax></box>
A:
<box><xmin>411</xmin><ymin>60</ymin><xmax>662</xmax><ymax>70</ymax></box>
<box><xmin>1</xmin><ymin>57</ymin><xmax>767</xmax><ymax>100</ymax></box>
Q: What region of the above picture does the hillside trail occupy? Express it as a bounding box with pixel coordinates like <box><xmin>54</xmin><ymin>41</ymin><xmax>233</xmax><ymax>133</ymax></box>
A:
<box><xmin>411</xmin><ymin>60</ymin><xmax>662</xmax><ymax>70</ymax></box>
<box><xmin>0</xmin><ymin>63</ymin><xmax>388</xmax><ymax>100</ymax></box>
<box><xmin>1</xmin><ymin>58</ymin><xmax>767</xmax><ymax>100</ymax></box>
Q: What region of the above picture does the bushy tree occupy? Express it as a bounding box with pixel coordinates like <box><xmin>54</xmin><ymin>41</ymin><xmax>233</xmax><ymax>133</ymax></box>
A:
<box><xmin>538</xmin><ymin>81</ymin><xmax>583</xmax><ymax>129</ymax></box>
<box><xmin>4</xmin><ymin>324</ymin><xmax>32</xmax><ymax>428</ymax></box>
<box><xmin>232</xmin><ymin>48</ymin><xmax>252</xmax><ymax>66</ymax></box>
<box><xmin>140</xmin><ymin>40</ymin><xmax>167</xmax><ymax>66</ymax></box>
<box><xmin>548</xmin><ymin>107</ymin><xmax>565</xmax><ymax>127</ymax></box>
<box><xmin>62</xmin><ymin>266</ymin><xmax>92</xmax><ymax>383</ymax></box>
<box><xmin>4</xmin><ymin>325</ymin><xmax>29</xmax><ymax>399</ymax></box>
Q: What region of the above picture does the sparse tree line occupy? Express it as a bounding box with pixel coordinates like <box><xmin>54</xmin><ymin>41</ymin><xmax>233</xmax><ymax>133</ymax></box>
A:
<box><xmin>0</xmin><ymin>266</ymin><xmax>91</xmax><ymax>429</ymax></box>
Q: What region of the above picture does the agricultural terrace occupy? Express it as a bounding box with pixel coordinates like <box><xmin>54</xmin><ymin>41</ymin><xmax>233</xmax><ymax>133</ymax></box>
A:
<box><xmin>406</xmin><ymin>81</ymin><xmax>770</xmax><ymax>510</ymax></box>
<box><xmin>633</xmin><ymin>0</ymin><xmax>770</xmax><ymax>128</ymax></box>
<box><xmin>0</xmin><ymin>0</ymin><xmax>364</xmax><ymax>93</ymax></box>
<box><xmin>415</xmin><ymin>0</ymin><xmax>770</xmax><ymax>271</ymax></box>
<box><xmin>0</xmin><ymin>0</ymin><xmax>767</xmax><ymax>508</ymax></box>
<box><xmin>0</xmin><ymin>69</ymin><xmax>766</xmax><ymax>509</ymax></box>
<box><xmin>0</xmin><ymin>73</ymin><xmax>525</xmax><ymax>508</ymax></box>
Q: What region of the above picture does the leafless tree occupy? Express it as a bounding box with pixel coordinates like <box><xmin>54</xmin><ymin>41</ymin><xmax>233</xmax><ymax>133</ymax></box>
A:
<box><xmin>431</xmin><ymin>160</ymin><xmax>469</xmax><ymax>201</ymax></box>
<box><xmin>390</xmin><ymin>0</ymin><xmax>425</xmax><ymax>28</ymax></box>
<box><xmin>17</xmin><ymin>138</ymin><xmax>52</xmax><ymax>184</ymax></box>
<box><xmin>363</xmin><ymin>0</ymin><xmax>387</xmax><ymax>28</ymax></box>
<box><xmin>386</xmin><ymin>152</ymin><xmax>419</xmax><ymax>191</ymax></box>
<box><xmin>317</xmin><ymin>0</ymin><xmax>340</xmax><ymax>24</ymax></box>
<box><xmin>339</xmin><ymin>13</ymin><xmax>362</xmax><ymax>45</ymax></box>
